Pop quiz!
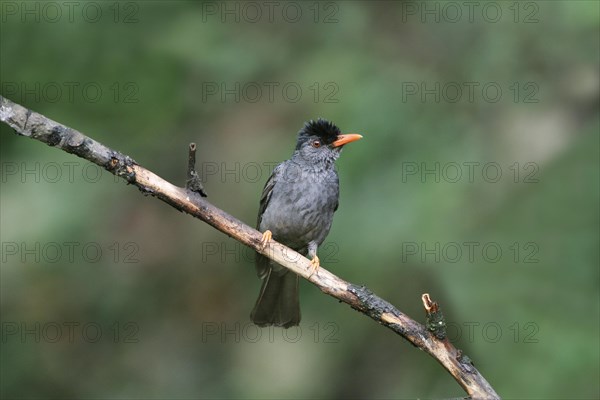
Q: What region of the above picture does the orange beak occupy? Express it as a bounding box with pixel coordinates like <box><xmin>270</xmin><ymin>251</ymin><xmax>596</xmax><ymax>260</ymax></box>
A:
<box><xmin>332</xmin><ymin>133</ymin><xmax>363</xmax><ymax>147</ymax></box>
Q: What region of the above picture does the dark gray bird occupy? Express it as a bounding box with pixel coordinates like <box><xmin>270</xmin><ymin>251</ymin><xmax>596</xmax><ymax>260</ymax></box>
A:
<box><xmin>250</xmin><ymin>119</ymin><xmax>362</xmax><ymax>327</ymax></box>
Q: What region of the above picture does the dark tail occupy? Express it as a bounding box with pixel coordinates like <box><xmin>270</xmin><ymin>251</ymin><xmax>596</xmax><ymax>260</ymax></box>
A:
<box><xmin>251</xmin><ymin>257</ymin><xmax>300</xmax><ymax>328</ymax></box>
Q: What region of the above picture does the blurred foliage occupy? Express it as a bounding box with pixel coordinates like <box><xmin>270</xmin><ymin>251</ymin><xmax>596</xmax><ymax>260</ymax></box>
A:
<box><xmin>1</xmin><ymin>1</ymin><xmax>598</xmax><ymax>399</ymax></box>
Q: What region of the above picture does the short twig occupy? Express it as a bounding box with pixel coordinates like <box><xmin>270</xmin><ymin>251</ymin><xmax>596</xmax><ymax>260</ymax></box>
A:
<box><xmin>422</xmin><ymin>293</ymin><xmax>446</xmax><ymax>340</ymax></box>
<box><xmin>186</xmin><ymin>142</ymin><xmax>207</xmax><ymax>197</ymax></box>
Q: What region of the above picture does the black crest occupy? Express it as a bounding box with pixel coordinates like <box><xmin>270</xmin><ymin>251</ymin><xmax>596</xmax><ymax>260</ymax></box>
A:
<box><xmin>296</xmin><ymin>119</ymin><xmax>341</xmax><ymax>149</ymax></box>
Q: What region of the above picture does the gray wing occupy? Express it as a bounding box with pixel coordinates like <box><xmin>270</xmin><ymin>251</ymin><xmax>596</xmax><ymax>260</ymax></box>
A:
<box><xmin>255</xmin><ymin>163</ymin><xmax>284</xmax><ymax>277</ymax></box>
<box><xmin>257</xmin><ymin>162</ymin><xmax>284</xmax><ymax>229</ymax></box>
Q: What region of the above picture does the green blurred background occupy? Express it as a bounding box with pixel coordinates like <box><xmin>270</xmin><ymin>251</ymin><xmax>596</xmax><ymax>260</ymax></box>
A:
<box><xmin>1</xmin><ymin>1</ymin><xmax>598</xmax><ymax>398</ymax></box>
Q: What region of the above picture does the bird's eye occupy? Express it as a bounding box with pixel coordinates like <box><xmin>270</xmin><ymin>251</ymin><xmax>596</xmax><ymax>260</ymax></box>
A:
<box><xmin>311</xmin><ymin>140</ymin><xmax>321</xmax><ymax>148</ymax></box>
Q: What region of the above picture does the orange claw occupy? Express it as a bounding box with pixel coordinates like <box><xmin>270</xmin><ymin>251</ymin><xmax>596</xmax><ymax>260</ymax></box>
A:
<box><xmin>260</xmin><ymin>230</ymin><xmax>272</xmax><ymax>249</ymax></box>
<box><xmin>308</xmin><ymin>255</ymin><xmax>320</xmax><ymax>277</ymax></box>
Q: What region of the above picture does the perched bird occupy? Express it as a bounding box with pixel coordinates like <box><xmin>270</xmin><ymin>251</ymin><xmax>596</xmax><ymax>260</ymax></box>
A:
<box><xmin>251</xmin><ymin>119</ymin><xmax>362</xmax><ymax>327</ymax></box>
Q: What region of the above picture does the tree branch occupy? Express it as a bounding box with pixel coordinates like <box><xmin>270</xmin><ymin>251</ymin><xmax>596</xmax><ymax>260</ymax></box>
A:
<box><xmin>0</xmin><ymin>96</ymin><xmax>499</xmax><ymax>399</ymax></box>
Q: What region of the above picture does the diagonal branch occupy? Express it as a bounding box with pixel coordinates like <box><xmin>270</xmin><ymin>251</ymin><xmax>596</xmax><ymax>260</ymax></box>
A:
<box><xmin>0</xmin><ymin>96</ymin><xmax>499</xmax><ymax>399</ymax></box>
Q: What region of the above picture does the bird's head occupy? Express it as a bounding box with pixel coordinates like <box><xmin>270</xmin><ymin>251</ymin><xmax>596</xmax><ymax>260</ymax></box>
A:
<box><xmin>294</xmin><ymin>119</ymin><xmax>362</xmax><ymax>165</ymax></box>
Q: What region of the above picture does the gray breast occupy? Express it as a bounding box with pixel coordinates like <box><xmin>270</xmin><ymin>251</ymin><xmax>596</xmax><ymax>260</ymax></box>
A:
<box><xmin>260</xmin><ymin>162</ymin><xmax>339</xmax><ymax>252</ymax></box>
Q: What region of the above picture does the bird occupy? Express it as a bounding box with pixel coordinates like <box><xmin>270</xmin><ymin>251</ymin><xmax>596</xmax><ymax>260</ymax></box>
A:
<box><xmin>250</xmin><ymin>118</ymin><xmax>363</xmax><ymax>328</ymax></box>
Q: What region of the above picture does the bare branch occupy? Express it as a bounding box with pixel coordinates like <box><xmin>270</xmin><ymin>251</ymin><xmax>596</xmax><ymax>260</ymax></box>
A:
<box><xmin>0</xmin><ymin>96</ymin><xmax>500</xmax><ymax>399</ymax></box>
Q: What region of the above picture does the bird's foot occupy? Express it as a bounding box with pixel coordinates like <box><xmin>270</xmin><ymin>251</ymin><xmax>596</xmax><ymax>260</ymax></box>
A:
<box><xmin>260</xmin><ymin>230</ymin><xmax>272</xmax><ymax>250</ymax></box>
<box><xmin>309</xmin><ymin>255</ymin><xmax>320</xmax><ymax>277</ymax></box>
